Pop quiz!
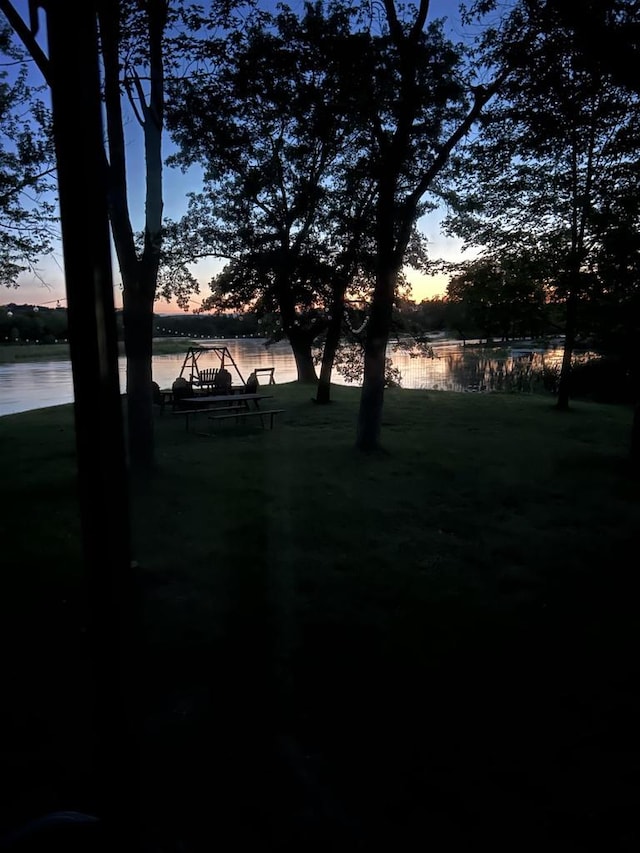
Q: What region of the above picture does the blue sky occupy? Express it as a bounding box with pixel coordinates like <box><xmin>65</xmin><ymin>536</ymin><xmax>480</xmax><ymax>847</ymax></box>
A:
<box><xmin>4</xmin><ymin>0</ymin><xmax>472</xmax><ymax>313</ymax></box>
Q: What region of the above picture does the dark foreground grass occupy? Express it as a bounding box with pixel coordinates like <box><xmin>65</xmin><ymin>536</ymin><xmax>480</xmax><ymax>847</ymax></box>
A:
<box><xmin>1</xmin><ymin>384</ymin><xmax>639</xmax><ymax>851</ymax></box>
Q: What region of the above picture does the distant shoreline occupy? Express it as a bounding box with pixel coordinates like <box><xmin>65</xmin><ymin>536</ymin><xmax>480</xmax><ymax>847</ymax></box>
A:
<box><xmin>0</xmin><ymin>334</ymin><xmax>572</xmax><ymax>365</ymax></box>
<box><xmin>0</xmin><ymin>338</ymin><xmax>208</xmax><ymax>364</ymax></box>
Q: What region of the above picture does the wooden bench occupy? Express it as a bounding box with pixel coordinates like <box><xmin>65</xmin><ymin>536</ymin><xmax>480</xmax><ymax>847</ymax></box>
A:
<box><xmin>206</xmin><ymin>408</ymin><xmax>285</xmax><ymax>431</ymax></box>
<box><xmin>173</xmin><ymin>405</ymin><xmax>243</xmax><ymax>431</ymax></box>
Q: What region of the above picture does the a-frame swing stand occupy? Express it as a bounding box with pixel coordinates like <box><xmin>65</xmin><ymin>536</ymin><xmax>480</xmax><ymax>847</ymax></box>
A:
<box><xmin>178</xmin><ymin>346</ymin><xmax>246</xmax><ymax>388</ymax></box>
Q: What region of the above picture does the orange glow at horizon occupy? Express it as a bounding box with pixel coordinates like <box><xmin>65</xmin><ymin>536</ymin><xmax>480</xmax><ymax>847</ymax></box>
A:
<box><xmin>151</xmin><ymin>271</ymin><xmax>451</xmax><ymax>315</ymax></box>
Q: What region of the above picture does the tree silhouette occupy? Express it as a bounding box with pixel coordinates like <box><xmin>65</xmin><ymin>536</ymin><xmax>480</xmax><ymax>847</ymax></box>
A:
<box><xmin>0</xmin><ymin>18</ymin><xmax>55</xmax><ymax>286</ymax></box>
<box><xmin>349</xmin><ymin>0</ymin><xmax>512</xmax><ymax>451</ymax></box>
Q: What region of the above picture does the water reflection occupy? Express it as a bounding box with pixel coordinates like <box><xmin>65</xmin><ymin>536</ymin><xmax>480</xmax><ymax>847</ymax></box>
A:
<box><xmin>0</xmin><ymin>337</ymin><xmax>583</xmax><ymax>417</ymax></box>
<box><xmin>0</xmin><ymin>359</ymin><xmax>78</xmax><ymax>415</ymax></box>
<box><xmin>388</xmin><ymin>341</ymin><xmax>577</xmax><ymax>394</ymax></box>
<box><xmin>440</xmin><ymin>349</ymin><xmax>560</xmax><ymax>393</ymax></box>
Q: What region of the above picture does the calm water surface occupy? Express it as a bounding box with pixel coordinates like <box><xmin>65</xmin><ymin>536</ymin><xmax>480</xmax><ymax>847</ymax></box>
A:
<box><xmin>0</xmin><ymin>336</ymin><xmax>570</xmax><ymax>417</ymax></box>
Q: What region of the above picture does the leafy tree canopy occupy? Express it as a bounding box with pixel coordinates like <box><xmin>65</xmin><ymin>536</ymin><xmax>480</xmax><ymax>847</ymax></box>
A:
<box><xmin>442</xmin><ymin>3</ymin><xmax>640</xmax><ymax>293</ymax></box>
<box><xmin>0</xmin><ymin>21</ymin><xmax>55</xmax><ymax>287</ymax></box>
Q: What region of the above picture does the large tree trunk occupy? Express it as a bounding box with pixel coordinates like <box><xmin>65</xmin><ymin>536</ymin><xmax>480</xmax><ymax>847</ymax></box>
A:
<box><xmin>45</xmin><ymin>3</ymin><xmax>138</xmax><ymax>837</ymax></box>
<box><xmin>631</xmin><ymin>400</ymin><xmax>640</xmax><ymax>478</ymax></box>
<box><xmin>356</xmin><ymin>264</ymin><xmax>396</xmax><ymax>451</ymax></box>
<box><xmin>315</xmin><ymin>290</ymin><xmax>346</xmax><ymax>404</ymax></box>
<box><xmin>123</xmin><ymin>285</ymin><xmax>155</xmax><ymax>473</ymax></box>
<box><xmin>287</xmin><ymin>326</ymin><xmax>318</xmax><ymax>383</ymax></box>
<box><xmin>630</xmin><ymin>353</ymin><xmax>640</xmax><ymax>477</ymax></box>
<box><xmin>556</xmin><ymin>285</ymin><xmax>579</xmax><ymax>411</ymax></box>
<box><xmin>275</xmin><ymin>266</ymin><xmax>318</xmax><ymax>383</ymax></box>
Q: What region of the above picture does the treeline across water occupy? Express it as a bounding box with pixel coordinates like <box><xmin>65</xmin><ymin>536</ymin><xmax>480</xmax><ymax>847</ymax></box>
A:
<box><xmin>0</xmin><ymin>304</ymin><xmax>264</xmax><ymax>345</ymax></box>
<box><xmin>0</xmin><ymin>296</ymin><xmax>566</xmax><ymax>347</ymax></box>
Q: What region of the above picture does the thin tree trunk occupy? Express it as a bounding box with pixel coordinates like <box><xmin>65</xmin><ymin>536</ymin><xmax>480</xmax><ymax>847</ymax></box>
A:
<box><xmin>357</xmin><ymin>172</ymin><xmax>398</xmax><ymax>451</ymax></box>
<box><xmin>556</xmin><ymin>286</ymin><xmax>579</xmax><ymax>411</ymax></box>
<box><xmin>315</xmin><ymin>289</ymin><xmax>346</xmax><ymax>404</ymax></box>
<box><xmin>99</xmin><ymin>0</ymin><xmax>165</xmax><ymax>475</ymax></box>
<box><xmin>356</xmin><ymin>265</ymin><xmax>396</xmax><ymax>451</ymax></box>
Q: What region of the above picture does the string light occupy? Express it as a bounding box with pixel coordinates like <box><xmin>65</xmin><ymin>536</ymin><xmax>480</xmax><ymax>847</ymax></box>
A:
<box><xmin>343</xmin><ymin>308</ymin><xmax>369</xmax><ymax>335</ymax></box>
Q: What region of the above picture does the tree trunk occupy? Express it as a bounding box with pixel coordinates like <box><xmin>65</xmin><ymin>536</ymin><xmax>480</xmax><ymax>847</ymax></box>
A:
<box><xmin>315</xmin><ymin>291</ymin><xmax>345</xmax><ymax>404</ymax></box>
<box><xmin>99</xmin><ymin>0</ymin><xmax>165</xmax><ymax>476</ymax></box>
<box><xmin>631</xmin><ymin>400</ymin><xmax>640</xmax><ymax>478</ymax></box>
<box><xmin>45</xmin><ymin>3</ymin><xmax>138</xmax><ymax>838</ymax></box>
<box><xmin>287</xmin><ymin>327</ymin><xmax>318</xmax><ymax>383</ymax></box>
<box><xmin>556</xmin><ymin>286</ymin><xmax>579</xmax><ymax>411</ymax></box>
<box><xmin>123</xmin><ymin>286</ymin><xmax>155</xmax><ymax>474</ymax></box>
<box><xmin>630</xmin><ymin>354</ymin><xmax>640</xmax><ymax>477</ymax></box>
<box><xmin>356</xmin><ymin>265</ymin><xmax>396</xmax><ymax>451</ymax></box>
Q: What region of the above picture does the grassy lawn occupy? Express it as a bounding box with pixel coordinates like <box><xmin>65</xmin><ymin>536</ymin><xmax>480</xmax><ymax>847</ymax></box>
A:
<box><xmin>1</xmin><ymin>383</ymin><xmax>638</xmax><ymax>851</ymax></box>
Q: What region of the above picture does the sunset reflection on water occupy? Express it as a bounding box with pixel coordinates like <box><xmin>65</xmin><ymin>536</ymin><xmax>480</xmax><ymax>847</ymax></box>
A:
<box><xmin>0</xmin><ymin>338</ymin><xmax>589</xmax><ymax>417</ymax></box>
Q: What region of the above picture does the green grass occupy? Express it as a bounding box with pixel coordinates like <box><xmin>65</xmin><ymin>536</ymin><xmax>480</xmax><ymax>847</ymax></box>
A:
<box><xmin>1</xmin><ymin>384</ymin><xmax>639</xmax><ymax>850</ymax></box>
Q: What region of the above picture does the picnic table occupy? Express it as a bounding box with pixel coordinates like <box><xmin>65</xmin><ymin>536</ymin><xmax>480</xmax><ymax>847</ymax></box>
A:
<box><xmin>157</xmin><ymin>383</ymin><xmax>252</xmax><ymax>413</ymax></box>
<box><xmin>174</xmin><ymin>392</ymin><xmax>284</xmax><ymax>434</ymax></box>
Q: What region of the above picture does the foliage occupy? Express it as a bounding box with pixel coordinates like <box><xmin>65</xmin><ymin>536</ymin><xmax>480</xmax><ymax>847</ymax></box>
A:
<box><xmin>316</xmin><ymin>336</ymin><xmax>403</xmax><ymax>388</ymax></box>
<box><xmin>154</xmin><ymin>309</ymin><xmax>263</xmax><ymax>339</ymax></box>
<box><xmin>568</xmin><ymin>354</ymin><xmax>636</xmax><ymax>403</ymax></box>
<box><xmin>579</xmin><ymin>159</ymin><xmax>640</xmax><ymax>373</ymax></box>
<box><xmin>0</xmin><ymin>302</ymin><xmax>67</xmax><ymax>343</ymax></box>
<box><xmin>442</xmin><ymin>2</ymin><xmax>640</xmax><ymax>325</ymax></box>
<box><xmin>165</xmin><ymin>3</ymin><xmax>375</xmax><ymax>331</ymax></box>
<box><xmin>163</xmin><ymin>1</ymin><xmax>437</xmax><ymax>367</ymax></box>
<box><xmin>446</xmin><ymin>253</ymin><xmax>552</xmax><ymax>341</ymax></box>
<box><xmin>0</xmin><ymin>22</ymin><xmax>56</xmax><ymax>286</ymax></box>
<box><xmin>440</xmin><ymin>0</ymin><xmax>640</xmax><ymax>415</ymax></box>
<box><xmin>547</xmin><ymin>0</ymin><xmax>640</xmax><ymax>94</ymax></box>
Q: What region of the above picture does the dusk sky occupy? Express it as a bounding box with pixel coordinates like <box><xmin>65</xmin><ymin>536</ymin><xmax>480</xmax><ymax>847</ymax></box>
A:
<box><xmin>4</xmin><ymin>0</ymin><xmax>475</xmax><ymax>314</ymax></box>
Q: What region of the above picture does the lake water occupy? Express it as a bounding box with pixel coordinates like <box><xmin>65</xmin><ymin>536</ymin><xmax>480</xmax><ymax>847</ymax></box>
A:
<box><xmin>0</xmin><ymin>336</ymin><xmax>572</xmax><ymax>417</ymax></box>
